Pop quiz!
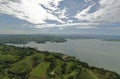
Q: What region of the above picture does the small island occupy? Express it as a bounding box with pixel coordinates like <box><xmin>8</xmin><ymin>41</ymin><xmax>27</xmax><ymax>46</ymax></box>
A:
<box><xmin>0</xmin><ymin>44</ymin><xmax>119</xmax><ymax>79</ymax></box>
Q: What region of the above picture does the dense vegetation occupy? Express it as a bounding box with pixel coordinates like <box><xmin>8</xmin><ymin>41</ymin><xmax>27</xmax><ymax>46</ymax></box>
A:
<box><xmin>0</xmin><ymin>35</ymin><xmax>66</xmax><ymax>44</ymax></box>
<box><xmin>0</xmin><ymin>44</ymin><xmax>119</xmax><ymax>79</ymax></box>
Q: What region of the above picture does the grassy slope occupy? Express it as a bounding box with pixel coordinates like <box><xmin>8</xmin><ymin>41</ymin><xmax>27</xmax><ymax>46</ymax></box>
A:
<box><xmin>29</xmin><ymin>62</ymin><xmax>50</xmax><ymax>79</ymax></box>
<box><xmin>79</xmin><ymin>68</ymin><xmax>99</xmax><ymax>79</ymax></box>
<box><xmin>0</xmin><ymin>45</ymin><xmax>119</xmax><ymax>79</ymax></box>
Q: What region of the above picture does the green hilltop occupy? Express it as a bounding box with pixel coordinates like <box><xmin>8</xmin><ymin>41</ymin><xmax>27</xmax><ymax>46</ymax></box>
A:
<box><xmin>0</xmin><ymin>44</ymin><xmax>119</xmax><ymax>79</ymax></box>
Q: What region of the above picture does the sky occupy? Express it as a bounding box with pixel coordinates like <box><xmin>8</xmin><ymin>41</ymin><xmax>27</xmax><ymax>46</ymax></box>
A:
<box><xmin>0</xmin><ymin>0</ymin><xmax>120</xmax><ymax>35</ymax></box>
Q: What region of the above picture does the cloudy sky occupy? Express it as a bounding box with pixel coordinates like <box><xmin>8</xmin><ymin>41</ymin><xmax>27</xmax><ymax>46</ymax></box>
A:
<box><xmin>0</xmin><ymin>0</ymin><xmax>120</xmax><ymax>34</ymax></box>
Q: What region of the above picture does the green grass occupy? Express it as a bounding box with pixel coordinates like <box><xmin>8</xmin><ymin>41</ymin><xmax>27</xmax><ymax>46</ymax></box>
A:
<box><xmin>63</xmin><ymin>70</ymin><xmax>78</xmax><ymax>79</ymax></box>
<box><xmin>80</xmin><ymin>68</ymin><xmax>99</xmax><ymax>79</ymax></box>
<box><xmin>0</xmin><ymin>54</ymin><xmax>20</xmax><ymax>63</ymax></box>
<box><xmin>65</xmin><ymin>61</ymin><xmax>77</xmax><ymax>74</ymax></box>
<box><xmin>0</xmin><ymin>45</ymin><xmax>119</xmax><ymax>79</ymax></box>
<box><xmin>29</xmin><ymin>62</ymin><xmax>50</xmax><ymax>78</ymax></box>
<box><xmin>8</xmin><ymin>53</ymin><xmax>45</xmax><ymax>75</ymax></box>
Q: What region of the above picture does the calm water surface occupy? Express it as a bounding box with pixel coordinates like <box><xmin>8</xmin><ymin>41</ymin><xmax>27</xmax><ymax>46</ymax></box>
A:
<box><xmin>9</xmin><ymin>39</ymin><xmax>120</xmax><ymax>73</ymax></box>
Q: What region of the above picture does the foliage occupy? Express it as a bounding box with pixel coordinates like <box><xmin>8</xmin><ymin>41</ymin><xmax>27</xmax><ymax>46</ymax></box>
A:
<box><xmin>0</xmin><ymin>45</ymin><xmax>119</xmax><ymax>79</ymax></box>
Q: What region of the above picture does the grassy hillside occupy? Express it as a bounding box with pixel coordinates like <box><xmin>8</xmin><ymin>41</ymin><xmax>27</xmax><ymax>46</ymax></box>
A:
<box><xmin>0</xmin><ymin>45</ymin><xmax>119</xmax><ymax>79</ymax></box>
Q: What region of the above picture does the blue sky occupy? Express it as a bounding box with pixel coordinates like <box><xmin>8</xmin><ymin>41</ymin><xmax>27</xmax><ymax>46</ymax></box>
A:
<box><xmin>0</xmin><ymin>0</ymin><xmax>120</xmax><ymax>35</ymax></box>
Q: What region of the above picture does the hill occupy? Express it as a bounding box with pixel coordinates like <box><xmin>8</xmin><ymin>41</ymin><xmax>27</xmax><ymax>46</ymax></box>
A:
<box><xmin>0</xmin><ymin>44</ymin><xmax>119</xmax><ymax>79</ymax></box>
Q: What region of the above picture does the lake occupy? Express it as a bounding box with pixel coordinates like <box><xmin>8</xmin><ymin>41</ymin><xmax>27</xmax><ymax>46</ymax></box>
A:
<box><xmin>8</xmin><ymin>39</ymin><xmax>120</xmax><ymax>73</ymax></box>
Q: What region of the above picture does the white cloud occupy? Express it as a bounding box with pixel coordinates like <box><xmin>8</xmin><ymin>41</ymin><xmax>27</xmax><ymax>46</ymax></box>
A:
<box><xmin>57</xmin><ymin>8</ymin><xmax>68</xmax><ymax>19</ymax></box>
<box><xmin>84</xmin><ymin>0</ymin><xmax>93</xmax><ymax>3</ymax></box>
<box><xmin>0</xmin><ymin>0</ymin><xmax>120</xmax><ymax>29</ymax></box>
<box><xmin>75</xmin><ymin>4</ymin><xmax>94</xmax><ymax>21</ymax></box>
<box><xmin>75</xmin><ymin>0</ymin><xmax>120</xmax><ymax>23</ymax></box>
<box><xmin>0</xmin><ymin>0</ymin><xmax>65</xmax><ymax>24</ymax></box>
<box><xmin>35</xmin><ymin>22</ymin><xmax>99</xmax><ymax>29</ymax></box>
